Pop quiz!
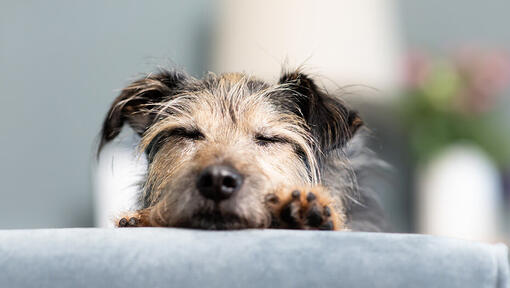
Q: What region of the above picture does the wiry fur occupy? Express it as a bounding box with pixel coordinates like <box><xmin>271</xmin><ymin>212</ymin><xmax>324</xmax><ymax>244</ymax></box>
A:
<box><xmin>98</xmin><ymin>68</ymin><xmax>387</xmax><ymax>231</ymax></box>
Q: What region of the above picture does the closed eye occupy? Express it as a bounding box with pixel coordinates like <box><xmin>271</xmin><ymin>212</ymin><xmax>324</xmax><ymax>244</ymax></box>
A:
<box><xmin>254</xmin><ymin>133</ymin><xmax>289</xmax><ymax>146</ymax></box>
<box><xmin>145</xmin><ymin>128</ymin><xmax>205</xmax><ymax>163</ymax></box>
<box><xmin>146</xmin><ymin>127</ymin><xmax>204</xmax><ymax>160</ymax></box>
<box><xmin>169</xmin><ymin>127</ymin><xmax>205</xmax><ymax>140</ymax></box>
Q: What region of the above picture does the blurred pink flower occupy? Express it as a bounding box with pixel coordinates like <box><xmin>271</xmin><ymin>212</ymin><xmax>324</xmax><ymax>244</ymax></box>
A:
<box><xmin>404</xmin><ymin>51</ymin><xmax>431</xmax><ymax>89</ymax></box>
<box><xmin>454</xmin><ymin>47</ymin><xmax>510</xmax><ymax>114</ymax></box>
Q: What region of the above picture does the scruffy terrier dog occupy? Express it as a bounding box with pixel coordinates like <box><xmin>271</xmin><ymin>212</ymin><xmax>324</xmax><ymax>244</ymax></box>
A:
<box><xmin>98</xmin><ymin>69</ymin><xmax>386</xmax><ymax>231</ymax></box>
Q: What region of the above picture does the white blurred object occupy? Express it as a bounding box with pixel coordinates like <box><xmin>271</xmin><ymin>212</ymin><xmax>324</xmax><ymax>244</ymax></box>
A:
<box><xmin>93</xmin><ymin>129</ymin><xmax>146</xmax><ymax>228</ymax></box>
<box><xmin>213</xmin><ymin>0</ymin><xmax>402</xmax><ymax>98</ymax></box>
<box><xmin>417</xmin><ymin>143</ymin><xmax>503</xmax><ymax>242</ymax></box>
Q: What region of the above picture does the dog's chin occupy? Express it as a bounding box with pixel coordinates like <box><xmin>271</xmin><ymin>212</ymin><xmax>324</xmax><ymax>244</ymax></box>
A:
<box><xmin>178</xmin><ymin>211</ymin><xmax>253</xmax><ymax>230</ymax></box>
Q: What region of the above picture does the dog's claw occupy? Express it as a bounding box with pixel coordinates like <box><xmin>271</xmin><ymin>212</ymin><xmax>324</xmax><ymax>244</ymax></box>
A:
<box><xmin>323</xmin><ymin>206</ymin><xmax>331</xmax><ymax>217</ymax></box>
<box><xmin>128</xmin><ymin>217</ymin><xmax>138</xmax><ymax>226</ymax></box>
<box><xmin>117</xmin><ymin>216</ymin><xmax>141</xmax><ymax>228</ymax></box>
<box><xmin>118</xmin><ymin>218</ymin><xmax>128</xmax><ymax>227</ymax></box>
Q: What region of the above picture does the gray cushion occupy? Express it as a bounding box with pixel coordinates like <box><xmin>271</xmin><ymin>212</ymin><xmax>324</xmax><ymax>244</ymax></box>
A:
<box><xmin>0</xmin><ymin>228</ymin><xmax>508</xmax><ymax>288</ymax></box>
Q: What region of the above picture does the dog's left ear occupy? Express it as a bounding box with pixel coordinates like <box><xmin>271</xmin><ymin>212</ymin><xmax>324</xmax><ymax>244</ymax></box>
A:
<box><xmin>279</xmin><ymin>72</ymin><xmax>363</xmax><ymax>152</ymax></box>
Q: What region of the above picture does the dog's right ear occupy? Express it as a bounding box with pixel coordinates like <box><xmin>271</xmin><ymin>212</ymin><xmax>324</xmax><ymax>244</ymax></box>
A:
<box><xmin>98</xmin><ymin>70</ymin><xmax>188</xmax><ymax>155</ymax></box>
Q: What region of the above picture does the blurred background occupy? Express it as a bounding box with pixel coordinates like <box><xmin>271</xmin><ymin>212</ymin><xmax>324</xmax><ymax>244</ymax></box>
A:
<box><xmin>1</xmin><ymin>0</ymin><xmax>509</xmax><ymax>243</ymax></box>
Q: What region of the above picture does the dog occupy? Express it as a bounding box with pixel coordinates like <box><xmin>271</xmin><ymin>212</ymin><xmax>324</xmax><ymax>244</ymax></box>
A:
<box><xmin>97</xmin><ymin>69</ymin><xmax>387</xmax><ymax>231</ymax></box>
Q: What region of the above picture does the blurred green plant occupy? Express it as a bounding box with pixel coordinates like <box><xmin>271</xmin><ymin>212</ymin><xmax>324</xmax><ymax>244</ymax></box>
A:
<box><xmin>401</xmin><ymin>48</ymin><xmax>510</xmax><ymax>167</ymax></box>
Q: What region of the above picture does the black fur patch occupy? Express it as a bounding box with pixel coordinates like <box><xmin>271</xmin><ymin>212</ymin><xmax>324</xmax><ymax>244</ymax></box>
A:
<box><xmin>278</xmin><ymin>72</ymin><xmax>363</xmax><ymax>153</ymax></box>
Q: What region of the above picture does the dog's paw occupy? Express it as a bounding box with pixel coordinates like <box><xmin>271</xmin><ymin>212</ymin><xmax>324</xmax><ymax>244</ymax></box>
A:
<box><xmin>265</xmin><ymin>186</ymin><xmax>344</xmax><ymax>230</ymax></box>
<box><xmin>117</xmin><ymin>216</ymin><xmax>141</xmax><ymax>227</ymax></box>
<box><xmin>116</xmin><ymin>210</ymin><xmax>151</xmax><ymax>228</ymax></box>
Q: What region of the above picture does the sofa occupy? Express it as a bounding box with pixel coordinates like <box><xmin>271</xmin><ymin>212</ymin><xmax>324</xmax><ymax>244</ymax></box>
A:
<box><xmin>0</xmin><ymin>228</ymin><xmax>508</xmax><ymax>288</ymax></box>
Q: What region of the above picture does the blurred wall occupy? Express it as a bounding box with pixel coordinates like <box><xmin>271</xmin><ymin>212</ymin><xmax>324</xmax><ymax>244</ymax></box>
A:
<box><xmin>400</xmin><ymin>0</ymin><xmax>510</xmax><ymax>49</ymax></box>
<box><xmin>0</xmin><ymin>1</ymin><xmax>212</xmax><ymax>228</ymax></box>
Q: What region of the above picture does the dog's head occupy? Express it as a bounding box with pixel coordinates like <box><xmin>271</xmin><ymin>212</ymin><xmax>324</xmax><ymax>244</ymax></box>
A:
<box><xmin>98</xmin><ymin>70</ymin><xmax>362</xmax><ymax>229</ymax></box>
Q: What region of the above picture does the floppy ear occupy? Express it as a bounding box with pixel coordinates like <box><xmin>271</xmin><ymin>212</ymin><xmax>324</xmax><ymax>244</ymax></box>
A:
<box><xmin>279</xmin><ymin>72</ymin><xmax>363</xmax><ymax>152</ymax></box>
<box><xmin>98</xmin><ymin>70</ymin><xmax>188</xmax><ymax>154</ymax></box>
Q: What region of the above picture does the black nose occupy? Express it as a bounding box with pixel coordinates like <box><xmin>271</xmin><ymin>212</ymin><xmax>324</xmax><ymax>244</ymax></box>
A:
<box><xmin>196</xmin><ymin>165</ymin><xmax>243</xmax><ymax>201</ymax></box>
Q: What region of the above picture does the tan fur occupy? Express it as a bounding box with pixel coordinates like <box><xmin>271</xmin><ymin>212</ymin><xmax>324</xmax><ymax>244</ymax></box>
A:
<box><xmin>106</xmin><ymin>72</ymin><xmax>351</xmax><ymax>230</ymax></box>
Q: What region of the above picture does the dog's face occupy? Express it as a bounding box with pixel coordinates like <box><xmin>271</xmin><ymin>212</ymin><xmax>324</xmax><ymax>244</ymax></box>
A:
<box><xmin>99</xmin><ymin>70</ymin><xmax>362</xmax><ymax>229</ymax></box>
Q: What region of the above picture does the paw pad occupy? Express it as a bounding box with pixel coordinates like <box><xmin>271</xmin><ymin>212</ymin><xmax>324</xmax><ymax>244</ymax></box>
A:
<box><xmin>118</xmin><ymin>217</ymin><xmax>140</xmax><ymax>227</ymax></box>
<box><xmin>266</xmin><ymin>188</ymin><xmax>339</xmax><ymax>230</ymax></box>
